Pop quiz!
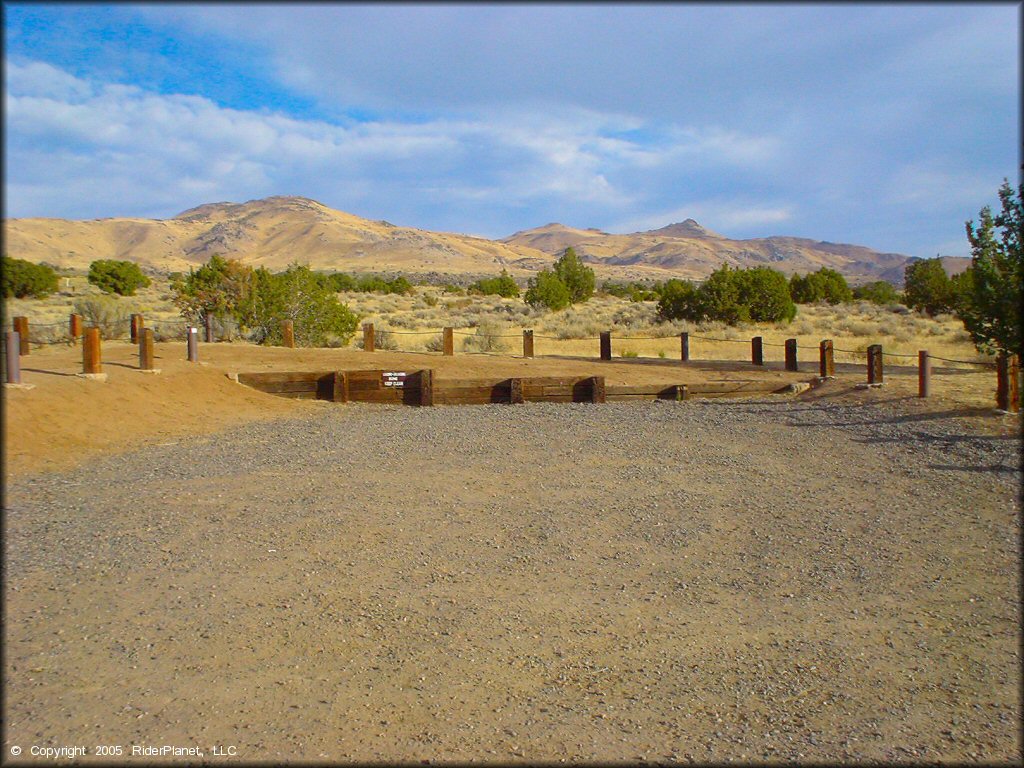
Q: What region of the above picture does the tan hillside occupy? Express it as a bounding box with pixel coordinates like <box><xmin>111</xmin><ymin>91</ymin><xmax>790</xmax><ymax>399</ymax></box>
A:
<box><xmin>502</xmin><ymin>222</ymin><xmax>922</xmax><ymax>284</ymax></box>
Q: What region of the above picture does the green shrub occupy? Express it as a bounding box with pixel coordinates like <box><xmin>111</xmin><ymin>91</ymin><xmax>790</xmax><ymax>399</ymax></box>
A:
<box><xmin>658</xmin><ymin>265</ymin><xmax>795</xmax><ymax>325</ymax></box>
<box><xmin>2</xmin><ymin>256</ymin><xmax>59</xmax><ymax>298</ymax></box>
<box><xmin>553</xmin><ymin>247</ymin><xmax>595</xmax><ymax>304</ymax></box>
<box><xmin>852</xmin><ymin>280</ymin><xmax>900</xmax><ymax>305</ymax></box>
<box><xmin>87</xmin><ymin>259</ymin><xmax>151</xmax><ymax>296</ymax></box>
<box><xmin>462</xmin><ymin>320</ymin><xmax>509</xmax><ymax>353</ymax></box>
<box><xmin>524</xmin><ymin>269</ymin><xmax>571</xmax><ymax>311</ymax></box>
<box><xmin>469</xmin><ymin>269</ymin><xmax>520</xmax><ymax>298</ymax></box>
<box><xmin>903</xmin><ymin>257</ymin><xmax>956</xmax><ymax>316</ymax></box>
<box><xmin>789</xmin><ymin>267</ymin><xmax>853</xmax><ymax>304</ymax></box>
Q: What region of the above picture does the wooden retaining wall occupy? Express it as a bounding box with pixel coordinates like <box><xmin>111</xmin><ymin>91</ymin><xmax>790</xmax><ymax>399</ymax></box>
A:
<box><xmin>233</xmin><ymin>369</ymin><xmax>801</xmax><ymax>406</ymax></box>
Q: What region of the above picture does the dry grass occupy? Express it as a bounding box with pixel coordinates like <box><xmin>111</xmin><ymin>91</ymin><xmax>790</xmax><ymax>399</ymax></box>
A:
<box><xmin>6</xmin><ymin>280</ymin><xmax>992</xmax><ymax>370</ymax></box>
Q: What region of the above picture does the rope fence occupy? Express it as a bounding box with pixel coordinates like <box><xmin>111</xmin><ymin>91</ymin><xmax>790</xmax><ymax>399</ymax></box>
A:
<box><xmin>3</xmin><ymin>313</ymin><xmax>1019</xmax><ymax>412</ymax></box>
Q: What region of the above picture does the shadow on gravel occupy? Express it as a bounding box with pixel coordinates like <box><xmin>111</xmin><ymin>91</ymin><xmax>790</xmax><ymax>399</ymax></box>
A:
<box><xmin>928</xmin><ymin>462</ymin><xmax>1020</xmax><ymax>474</ymax></box>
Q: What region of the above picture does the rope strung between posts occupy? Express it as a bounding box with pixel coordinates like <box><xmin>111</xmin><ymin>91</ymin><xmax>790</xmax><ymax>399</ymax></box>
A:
<box><xmin>927</xmin><ymin>354</ymin><xmax>997</xmax><ymax>368</ymax></box>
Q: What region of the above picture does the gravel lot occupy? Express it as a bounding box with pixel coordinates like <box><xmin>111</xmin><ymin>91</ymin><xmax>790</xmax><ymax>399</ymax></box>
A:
<box><xmin>4</xmin><ymin>395</ymin><xmax>1021</xmax><ymax>763</ymax></box>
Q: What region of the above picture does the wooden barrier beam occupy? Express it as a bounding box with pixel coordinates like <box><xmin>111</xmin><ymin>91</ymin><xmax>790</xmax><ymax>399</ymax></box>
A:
<box><xmin>600</xmin><ymin>331</ymin><xmax>611</xmax><ymax>361</ymax></box>
<box><xmin>510</xmin><ymin>377</ymin><xmax>524</xmax><ymax>404</ymax></box>
<box><xmin>784</xmin><ymin>338</ymin><xmax>798</xmax><ymax>372</ymax></box>
<box><xmin>83</xmin><ymin>327</ymin><xmax>102</xmax><ymax>374</ymax></box>
<box><xmin>867</xmin><ymin>344</ymin><xmax>883</xmax><ymax>385</ymax></box>
<box><xmin>363</xmin><ymin>323</ymin><xmax>375</xmax><ymax>352</ymax></box>
<box><xmin>680</xmin><ymin>332</ymin><xmax>689</xmax><ymax>362</ymax></box>
<box><xmin>281</xmin><ymin>319</ymin><xmax>295</xmax><ymax>348</ymax></box>
<box><xmin>419</xmin><ymin>369</ymin><xmax>434</xmax><ymax>406</ymax></box>
<box><xmin>131</xmin><ymin>314</ymin><xmax>144</xmax><ymax>344</ymax></box>
<box><xmin>918</xmin><ymin>350</ymin><xmax>930</xmax><ymax>398</ymax></box>
<box><xmin>752</xmin><ymin>336</ymin><xmax>763</xmax><ymax>366</ymax></box>
<box><xmin>819</xmin><ymin>339</ymin><xmax>834</xmax><ymax>378</ymax></box>
<box><xmin>443</xmin><ymin>327</ymin><xmax>454</xmax><ymax>356</ymax></box>
<box><xmin>997</xmin><ymin>353</ymin><xmax>1019</xmax><ymax>413</ymax></box>
<box><xmin>5</xmin><ymin>331</ymin><xmax>21</xmax><ymax>384</ymax></box>
<box><xmin>523</xmin><ymin>330</ymin><xmax>534</xmax><ymax>358</ymax></box>
<box><xmin>70</xmin><ymin>313</ymin><xmax>83</xmax><ymax>346</ymax></box>
<box><xmin>13</xmin><ymin>317</ymin><xmax>29</xmax><ymax>356</ymax></box>
<box><xmin>139</xmin><ymin>328</ymin><xmax>155</xmax><ymax>371</ymax></box>
<box><xmin>590</xmin><ymin>375</ymin><xmax>606</xmax><ymax>403</ymax></box>
<box><xmin>187</xmin><ymin>326</ymin><xmax>199</xmax><ymax>362</ymax></box>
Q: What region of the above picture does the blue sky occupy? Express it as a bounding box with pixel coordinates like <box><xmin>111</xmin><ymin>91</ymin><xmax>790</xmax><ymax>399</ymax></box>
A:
<box><xmin>3</xmin><ymin>3</ymin><xmax>1019</xmax><ymax>258</ymax></box>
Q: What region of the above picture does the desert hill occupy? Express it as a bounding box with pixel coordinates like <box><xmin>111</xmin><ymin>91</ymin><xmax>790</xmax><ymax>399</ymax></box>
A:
<box><xmin>3</xmin><ymin>195</ymin><xmax>963</xmax><ymax>284</ymax></box>
<box><xmin>501</xmin><ymin>222</ymin><xmax>926</xmax><ymax>285</ymax></box>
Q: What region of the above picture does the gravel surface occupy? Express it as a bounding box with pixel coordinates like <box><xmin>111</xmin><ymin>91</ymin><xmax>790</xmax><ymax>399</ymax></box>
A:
<box><xmin>4</xmin><ymin>396</ymin><xmax>1021</xmax><ymax>763</ymax></box>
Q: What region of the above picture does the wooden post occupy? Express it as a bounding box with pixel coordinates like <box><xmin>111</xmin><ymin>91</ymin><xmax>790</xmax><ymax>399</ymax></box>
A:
<box><xmin>867</xmin><ymin>344</ymin><xmax>883</xmax><ymax>385</ymax></box>
<box><xmin>281</xmin><ymin>319</ymin><xmax>294</xmax><ymax>348</ymax></box>
<box><xmin>996</xmin><ymin>353</ymin><xmax>1019</xmax><ymax>412</ymax></box>
<box><xmin>419</xmin><ymin>368</ymin><xmax>434</xmax><ymax>406</ymax></box>
<box><xmin>13</xmin><ymin>317</ymin><xmax>29</xmax><ymax>356</ymax></box>
<box><xmin>819</xmin><ymin>339</ymin><xmax>834</xmax><ymax>378</ymax></box>
<box><xmin>443</xmin><ymin>327</ymin><xmax>454</xmax><ymax>356</ymax></box>
<box><xmin>752</xmin><ymin>336</ymin><xmax>763</xmax><ymax>366</ymax></box>
<box><xmin>205</xmin><ymin>314</ymin><xmax>215</xmax><ymax>343</ymax></box>
<box><xmin>680</xmin><ymin>332</ymin><xmax>689</xmax><ymax>362</ymax></box>
<box><xmin>333</xmin><ymin>371</ymin><xmax>349</xmax><ymax>403</ymax></box>
<box><xmin>674</xmin><ymin>384</ymin><xmax>689</xmax><ymax>401</ymax></box>
<box><xmin>509</xmin><ymin>377</ymin><xmax>524</xmax><ymax>404</ymax></box>
<box><xmin>523</xmin><ymin>330</ymin><xmax>534</xmax><ymax>358</ymax></box>
<box><xmin>5</xmin><ymin>331</ymin><xmax>21</xmax><ymax>384</ymax></box>
<box><xmin>139</xmin><ymin>328</ymin><xmax>155</xmax><ymax>371</ymax></box>
<box><xmin>187</xmin><ymin>326</ymin><xmax>198</xmax><ymax>362</ymax></box>
<box><xmin>590</xmin><ymin>375</ymin><xmax>606</xmax><ymax>403</ymax></box>
<box><xmin>83</xmin><ymin>327</ymin><xmax>102</xmax><ymax>374</ymax></box>
<box><xmin>70</xmin><ymin>313</ymin><xmax>83</xmax><ymax>346</ymax></box>
<box><xmin>131</xmin><ymin>314</ymin><xmax>144</xmax><ymax>344</ymax></box>
<box><xmin>600</xmin><ymin>331</ymin><xmax>611</xmax><ymax>361</ymax></box>
<box><xmin>784</xmin><ymin>338</ymin><xmax>798</xmax><ymax>372</ymax></box>
<box><xmin>363</xmin><ymin>323</ymin><xmax>375</xmax><ymax>352</ymax></box>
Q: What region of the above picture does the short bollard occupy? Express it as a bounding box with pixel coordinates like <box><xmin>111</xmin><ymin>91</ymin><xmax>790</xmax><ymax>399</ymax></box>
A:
<box><xmin>5</xmin><ymin>331</ymin><xmax>21</xmax><ymax>384</ymax></box>
<box><xmin>680</xmin><ymin>332</ymin><xmax>689</xmax><ymax>362</ymax></box>
<box><xmin>281</xmin><ymin>319</ymin><xmax>294</xmax><ymax>348</ymax></box>
<box><xmin>83</xmin><ymin>327</ymin><xmax>102</xmax><ymax>374</ymax></box>
<box><xmin>867</xmin><ymin>344</ymin><xmax>883</xmax><ymax>385</ymax></box>
<box><xmin>819</xmin><ymin>339</ymin><xmax>834</xmax><ymax>378</ymax></box>
<box><xmin>600</xmin><ymin>331</ymin><xmax>612</xmax><ymax>361</ymax></box>
<box><xmin>752</xmin><ymin>336</ymin><xmax>763</xmax><ymax>366</ymax></box>
<box><xmin>70</xmin><ymin>313</ymin><xmax>83</xmax><ymax>346</ymax></box>
<box><xmin>509</xmin><ymin>377</ymin><xmax>525</xmax><ymax>404</ymax></box>
<box><xmin>918</xmin><ymin>350</ymin><xmax>930</xmax><ymax>398</ymax></box>
<box><xmin>443</xmin><ymin>327</ymin><xmax>454</xmax><ymax>356</ymax></box>
<box><xmin>419</xmin><ymin>369</ymin><xmax>434</xmax><ymax>406</ymax></box>
<box><xmin>996</xmin><ymin>353</ymin><xmax>1019</xmax><ymax>413</ymax></box>
<box><xmin>523</xmin><ymin>330</ymin><xmax>534</xmax><ymax>358</ymax></box>
<box><xmin>13</xmin><ymin>317</ymin><xmax>29</xmax><ymax>356</ymax></box>
<box><xmin>362</xmin><ymin>323</ymin><xmax>375</xmax><ymax>352</ymax></box>
<box><xmin>784</xmin><ymin>339</ymin><xmax>798</xmax><ymax>372</ymax></box>
<box><xmin>187</xmin><ymin>327</ymin><xmax>199</xmax><ymax>362</ymax></box>
<box><xmin>139</xmin><ymin>328</ymin><xmax>155</xmax><ymax>371</ymax></box>
<box><xmin>590</xmin><ymin>376</ymin><xmax>606</xmax><ymax>403</ymax></box>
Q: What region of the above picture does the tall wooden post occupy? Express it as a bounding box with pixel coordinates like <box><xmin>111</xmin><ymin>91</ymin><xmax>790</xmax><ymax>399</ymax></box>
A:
<box><xmin>600</xmin><ymin>331</ymin><xmax>611</xmax><ymax>361</ymax></box>
<box><xmin>443</xmin><ymin>327</ymin><xmax>454</xmax><ymax>356</ymax></box>
<box><xmin>509</xmin><ymin>377</ymin><xmax>524</xmax><ymax>404</ymax></box>
<box><xmin>13</xmin><ymin>317</ymin><xmax>29</xmax><ymax>356</ymax></box>
<box><xmin>281</xmin><ymin>319</ymin><xmax>295</xmax><ymax>348</ymax></box>
<box><xmin>419</xmin><ymin>369</ymin><xmax>434</xmax><ymax>406</ymax></box>
<box><xmin>819</xmin><ymin>339</ymin><xmax>834</xmax><ymax>378</ymax></box>
<box><xmin>680</xmin><ymin>332</ymin><xmax>689</xmax><ymax>362</ymax></box>
<box><xmin>997</xmin><ymin>353</ymin><xmax>1019</xmax><ymax>412</ymax></box>
<box><xmin>867</xmin><ymin>344</ymin><xmax>883</xmax><ymax>385</ymax></box>
<box><xmin>918</xmin><ymin>350</ymin><xmax>930</xmax><ymax>398</ymax></box>
<box><xmin>187</xmin><ymin>326</ymin><xmax>198</xmax><ymax>362</ymax></box>
<box><xmin>70</xmin><ymin>313</ymin><xmax>83</xmax><ymax>346</ymax></box>
<box><xmin>784</xmin><ymin>338</ymin><xmax>798</xmax><ymax>371</ymax></box>
<box><xmin>130</xmin><ymin>314</ymin><xmax>144</xmax><ymax>344</ymax></box>
<box><xmin>363</xmin><ymin>323</ymin><xmax>375</xmax><ymax>352</ymax></box>
<box><xmin>523</xmin><ymin>330</ymin><xmax>534</xmax><ymax>358</ymax></box>
<box><xmin>5</xmin><ymin>332</ymin><xmax>21</xmax><ymax>384</ymax></box>
<box><xmin>752</xmin><ymin>336</ymin><xmax>763</xmax><ymax>366</ymax></box>
<box><xmin>590</xmin><ymin>376</ymin><xmax>606</xmax><ymax>403</ymax></box>
<box><xmin>205</xmin><ymin>314</ymin><xmax>216</xmax><ymax>343</ymax></box>
<box><xmin>332</xmin><ymin>371</ymin><xmax>349</xmax><ymax>403</ymax></box>
<box><xmin>83</xmin><ymin>327</ymin><xmax>102</xmax><ymax>374</ymax></box>
<box><xmin>139</xmin><ymin>328</ymin><xmax>155</xmax><ymax>371</ymax></box>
